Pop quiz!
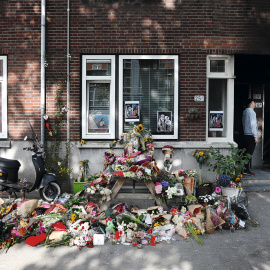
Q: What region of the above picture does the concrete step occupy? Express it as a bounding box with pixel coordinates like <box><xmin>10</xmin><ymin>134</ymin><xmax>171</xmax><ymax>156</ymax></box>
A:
<box><xmin>242</xmin><ymin>179</ymin><xmax>270</xmax><ymax>192</ymax></box>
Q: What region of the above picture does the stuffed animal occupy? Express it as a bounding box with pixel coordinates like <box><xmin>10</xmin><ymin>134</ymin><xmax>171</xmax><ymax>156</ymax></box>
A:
<box><xmin>105</xmin><ymin>219</ymin><xmax>115</xmax><ymax>236</ymax></box>
<box><xmin>117</xmin><ymin>221</ymin><xmax>125</xmax><ymax>233</ymax></box>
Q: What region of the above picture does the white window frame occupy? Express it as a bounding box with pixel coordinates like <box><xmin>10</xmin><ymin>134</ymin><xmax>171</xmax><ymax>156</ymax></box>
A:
<box><xmin>206</xmin><ymin>55</ymin><xmax>235</xmax><ymax>143</ymax></box>
<box><xmin>81</xmin><ymin>55</ymin><xmax>115</xmax><ymax>139</ymax></box>
<box><xmin>119</xmin><ymin>55</ymin><xmax>179</xmax><ymax>139</ymax></box>
<box><xmin>0</xmin><ymin>56</ymin><xmax>7</xmax><ymax>139</ymax></box>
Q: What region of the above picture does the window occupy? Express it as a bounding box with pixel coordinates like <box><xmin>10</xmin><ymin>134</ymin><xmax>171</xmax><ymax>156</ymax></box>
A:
<box><xmin>207</xmin><ymin>55</ymin><xmax>234</xmax><ymax>142</ymax></box>
<box><xmin>119</xmin><ymin>55</ymin><xmax>178</xmax><ymax>139</ymax></box>
<box><xmin>81</xmin><ymin>55</ymin><xmax>115</xmax><ymax>139</ymax></box>
<box><xmin>0</xmin><ymin>56</ymin><xmax>7</xmax><ymax>138</ymax></box>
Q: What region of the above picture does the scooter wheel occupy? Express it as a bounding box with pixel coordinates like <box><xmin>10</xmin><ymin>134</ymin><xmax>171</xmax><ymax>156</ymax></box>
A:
<box><xmin>39</xmin><ymin>182</ymin><xmax>61</xmax><ymax>202</ymax></box>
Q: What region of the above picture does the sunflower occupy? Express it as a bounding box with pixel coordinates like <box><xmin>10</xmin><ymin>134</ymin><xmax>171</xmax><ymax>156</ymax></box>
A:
<box><xmin>199</xmin><ymin>152</ymin><xmax>204</xmax><ymax>156</ymax></box>
<box><xmin>235</xmin><ymin>177</ymin><xmax>241</xmax><ymax>182</ymax></box>
<box><xmin>138</xmin><ymin>124</ymin><xmax>143</xmax><ymax>131</ymax></box>
<box><xmin>81</xmin><ymin>139</ymin><xmax>85</xmax><ymax>145</ymax></box>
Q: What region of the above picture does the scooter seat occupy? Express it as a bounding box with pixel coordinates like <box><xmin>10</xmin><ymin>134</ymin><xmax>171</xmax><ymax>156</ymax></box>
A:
<box><xmin>0</xmin><ymin>157</ymin><xmax>21</xmax><ymax>169</ymax></box>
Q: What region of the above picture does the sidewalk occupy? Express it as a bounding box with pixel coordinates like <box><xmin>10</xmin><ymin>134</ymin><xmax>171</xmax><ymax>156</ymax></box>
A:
<box><xmin>0</xmin><ymin>191</ymin><xmax>269</xmax><ymax>270</ymax></box>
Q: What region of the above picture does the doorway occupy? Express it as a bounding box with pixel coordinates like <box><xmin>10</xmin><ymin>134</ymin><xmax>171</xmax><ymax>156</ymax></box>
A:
<box><xmin>263</xmin><ymin>84</ymin><xmax>270</xmax><ymax>165</ymax></box>
<box><xmin>234</xmin><ymin>55</ymin><xmax>270</xmax><ymax>169</ymax></box>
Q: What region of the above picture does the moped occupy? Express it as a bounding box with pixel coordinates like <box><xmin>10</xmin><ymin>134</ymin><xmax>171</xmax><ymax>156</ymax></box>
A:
<box><xmin>0</xmin><ymin>121</ymin><xmax>61</xmax><ymax>202</ymax></box>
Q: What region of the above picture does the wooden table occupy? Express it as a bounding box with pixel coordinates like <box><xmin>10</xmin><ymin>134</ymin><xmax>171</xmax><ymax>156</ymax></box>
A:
<box><xmin>101</xmin><ymin>177</ymin><xmax>169</xmax><ymax>211</ymax></box>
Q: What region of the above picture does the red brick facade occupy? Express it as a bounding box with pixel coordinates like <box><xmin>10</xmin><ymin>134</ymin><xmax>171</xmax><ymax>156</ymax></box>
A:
<box><xmin>1</xmin><ymin>0</ymin><xmax>270</xmax><ymax>141</ymax></box>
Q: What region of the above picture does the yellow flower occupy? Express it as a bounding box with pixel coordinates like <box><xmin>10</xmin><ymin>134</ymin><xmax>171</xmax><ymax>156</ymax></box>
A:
<box><xmin>20</xmin><ymin>220</ymin><xmax>29</xmax><ymax>228</ymax></box>
<box><xmin>199</xmin><ymin>152</ymin><xmax>204</xmax><ymax>156</ymax></box>
<box><xmin>81</xmin><ymin>140</ymin><xmax>85</xmax><ymax>145</ymax></box>
<box><xmin>80</xmin><ymin>161</ymin><xmax>83</xmax><ymax>165</ymax></box>
<box><xmin>138</xmin><ymin>124</ymin><xmax>143</xmax><ymax>131</ymax></box>
<box><xmin>240</xmin><ymin>174</ymin><xmax>243</xmax><ymax>179</ymax></box>
<box><xmin>235</xmin><ymin>177</ymin><xmax>240</xmax><ymax>182</ymax></box>
<box><xmin>135</xmin><ymin>128</ymin><xmax>138</xmax><ymax>132</ymax></box>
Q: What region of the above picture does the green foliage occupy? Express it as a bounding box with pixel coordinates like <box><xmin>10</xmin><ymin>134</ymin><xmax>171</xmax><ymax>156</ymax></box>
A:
<box><xmin>45</xmin><ymin>140</ymin><xmax>73</xmax><ymax>185</ymax></box>
<box><xmin>44</xmin><ymin>55</ymin><xmax>72</xmax><ymax>186</ymax></box>
<box><xmin>188</xmin><ymin>108</ymin><xmax>199</xmax><ymax>114</ymax></box>
<box><xmin>207</xmin><ymin>144</ymin><xmax>251</xmax><ymax>180</ymax></box>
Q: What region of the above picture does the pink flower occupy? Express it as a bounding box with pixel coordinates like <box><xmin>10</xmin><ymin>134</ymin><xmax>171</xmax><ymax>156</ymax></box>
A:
<box><xmin>155</xmin><ymin>182</ymin><xmax>162</xmax><ymax>194</ymax></box>
<box><xmin>215</xmin><ymin>187</ymin><xmax>221</xmax><ymax>193</ymax></box>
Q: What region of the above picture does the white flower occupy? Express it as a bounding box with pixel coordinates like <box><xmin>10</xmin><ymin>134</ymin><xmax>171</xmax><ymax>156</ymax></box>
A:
<box><xmin>165</xmin><ymin>187</ymin><xmax>177</xmax><ymax>199</ymax></box>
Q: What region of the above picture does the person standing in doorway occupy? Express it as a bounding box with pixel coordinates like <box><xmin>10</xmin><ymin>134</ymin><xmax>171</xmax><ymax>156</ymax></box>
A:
<box><xmin>242</xmin><ymin>99</ymin><xmax>258</xmax><ymax>176</ymax></box>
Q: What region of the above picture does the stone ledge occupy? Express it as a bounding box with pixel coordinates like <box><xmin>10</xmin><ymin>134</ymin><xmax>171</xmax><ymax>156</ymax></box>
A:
<box><xmin>78</xmin><ymin>141</ymin><xmax>237</xmax><ymax>149</ymax></box>
<box><xmin>0</xmin><ymin>141</ymin><xmax>11</xmax><ymax>148</ymax></box>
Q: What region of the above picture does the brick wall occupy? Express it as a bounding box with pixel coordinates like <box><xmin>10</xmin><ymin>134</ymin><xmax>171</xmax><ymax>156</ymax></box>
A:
<box><xmin>1</xmin><ymin>0</ymin><xmax>270</xmax><ymax>141</ymax></box>
<box><xmin>0</xmin><ymin>1</ymin><xmax>41</xmax><ymax>139</ymax></box>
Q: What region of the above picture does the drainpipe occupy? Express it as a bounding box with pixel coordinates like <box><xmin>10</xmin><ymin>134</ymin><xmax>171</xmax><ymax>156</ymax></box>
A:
<box><xmin>67</xmin><ymin>0</ymin><xmax>71</xmax><ymax>190</ymax></box>
<box><xmin>67</xmin><ymin>0</ymin><xmax>70</xmax><ymax>141</ymax></box>
<box><xmin>41</xmin><ymin>0</ymin><xmax>46</xmax><ymax>148</ymax></box>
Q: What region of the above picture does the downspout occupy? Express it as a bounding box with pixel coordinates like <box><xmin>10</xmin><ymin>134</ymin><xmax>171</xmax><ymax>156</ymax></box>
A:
<box><xmin>67</xmin><ymin>0</ymin><xmax>70</xmax><ymax>141</ymax></box>
<box><xmin>41</xmin><ymin>0</ymin><xmax>46</xmax><ymax>148</ymax></box>
<box><xmin>67</xmin><ymin>0</ymin><xmax>71</xmax><ymax>191</ymax></box>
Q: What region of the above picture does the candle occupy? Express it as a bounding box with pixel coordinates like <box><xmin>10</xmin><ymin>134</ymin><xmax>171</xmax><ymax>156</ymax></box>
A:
<box><xmin>150</xmin><ymin>236</ymin><xmax>156</xmax><ymax>246</ymax></box>
<box><xmin>115</xmin><ymin>231</ymin><xmax>120</xmax><ymax>240</ymax></box>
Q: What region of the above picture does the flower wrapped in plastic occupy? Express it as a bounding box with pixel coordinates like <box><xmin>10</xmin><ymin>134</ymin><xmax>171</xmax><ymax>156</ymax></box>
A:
<box><xmin>206</xmin><ymin>207</ymin><xmax>225</xmax><ymax>234</ymax></box>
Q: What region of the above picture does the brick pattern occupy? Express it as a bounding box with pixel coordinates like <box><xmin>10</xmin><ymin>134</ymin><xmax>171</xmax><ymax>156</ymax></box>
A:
<box><xmin>1</xmin><ymin>0</ymin><xmax>270</xmax><ymax>141</ymax></box>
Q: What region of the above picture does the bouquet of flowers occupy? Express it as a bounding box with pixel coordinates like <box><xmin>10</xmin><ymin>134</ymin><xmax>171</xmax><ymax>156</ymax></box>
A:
<box><xmin>217</xmin><ymin>174</ymin><xmax>231</xmax><ymax>187</ymax></box>
<box><xmin>191</xmin><ymin>150</ymin><xmax>210</xmax><ymax>166</ymax></box>
<box><xmin>190</xmin><ymin>150</ymin><xmax>210</xmax><ymax>185</ymax></box>
<box><xmin>185</xmin><ymin>169</ymin><xmax>197</xmax><ymax>178</ymax></box>
<box><xmin>103</xmin><ymin>151</ymin><xmax>116</xmax><ymax>170</ymax></box>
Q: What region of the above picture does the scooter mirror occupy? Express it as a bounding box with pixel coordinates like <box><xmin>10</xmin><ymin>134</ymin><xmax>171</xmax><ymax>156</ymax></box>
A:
<box><xmin>24</xmin><ymin>136</ymin><xmax>28</xmax><ymax>141</ymax></box>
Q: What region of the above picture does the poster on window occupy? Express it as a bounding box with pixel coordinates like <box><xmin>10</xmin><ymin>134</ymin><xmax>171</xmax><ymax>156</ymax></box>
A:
<box><xmin>124</xmin><ymin>101</ymin><xmax>140</xmax><ymax>122</ymax></box>
<box><xmin>209</xmin><ymin>111</ymin><xmax>224</xmax><ymax>131</ymax></box>
<box><xmin>157</xmin><ymin>111</ymin><xmax>172</xmax><ymax>132</ymax></box>
<box><xmin>88</xmin><ymin>114</ymin><xmax>109</xmax><ymax>132</ymax></box>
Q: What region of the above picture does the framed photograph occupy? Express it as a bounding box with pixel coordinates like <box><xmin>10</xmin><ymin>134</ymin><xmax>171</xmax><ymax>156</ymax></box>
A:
<box><xmin>88</xmin><ymin>114</ymin><xmax>109</xmax><ymax>131</ymax></box>
<box><xmin>209</xmin><ymin>111</ymin><xmax>224</xmax><ymax>131</ymax></box>
<box><xmin>157</xmin><ymin>111</ymin><xmax>172</xmax><ymax>132</ymax></box>
<box><xmin>124</xmin><ymin>101</ymin><xmax>140</xmax><ymax>122</ymax></box>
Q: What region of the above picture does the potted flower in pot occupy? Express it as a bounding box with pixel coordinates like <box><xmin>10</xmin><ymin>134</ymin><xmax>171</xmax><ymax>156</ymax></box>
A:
<box><xmin>207</xmin><ymin>144</ymin><xmax>251</xmax><ymax>197</ymax></box>
<box><xmin>186</xmin><ymin>108</ymin><xmax>200</xmax><ymax>120</ymax></box>
<box><xmin>216</xmin><ymin>173</ymin><xmax>240</xmax><ymax>197</ymax></box>
<box><xmin>73</xmin><ymin>160</ymin><xmax>89</xmax><ymax>193</ymax></box>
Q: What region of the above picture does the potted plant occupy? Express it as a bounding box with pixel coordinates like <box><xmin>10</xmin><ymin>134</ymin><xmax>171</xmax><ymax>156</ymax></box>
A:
<box><xmin>186</xmin><ymin>108</ymin><xmax>200</xmax><ymax>120</ymax></box>
<box><xmin>207</xmin><ymin>144</ymin><xmax>251</xmax><ymax>196</ymax></box>
<box><xmin>73</xmin><ymin>160</ymin><xmax>89</xmax><ymax>193</ymax></box>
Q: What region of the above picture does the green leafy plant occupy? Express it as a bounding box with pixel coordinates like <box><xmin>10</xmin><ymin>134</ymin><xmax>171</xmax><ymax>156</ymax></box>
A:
<box><xmin>207</xmin><ymin>144</ymin><xmax>251</xmax><ymax>181</ymax></box>
<box><xmin>188</xmin><ymin>108</ymin><xmax>199</xmax><ymax>114</ymax></box>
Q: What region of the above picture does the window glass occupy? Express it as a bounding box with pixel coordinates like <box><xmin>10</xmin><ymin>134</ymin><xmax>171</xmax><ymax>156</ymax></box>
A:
<box><xmin>82</xmin><ymin>55</ymin><xmax>115</xmax><ymax>139</ymax></box>
<box><xmin>88</xmin><ymin>82</ymin><xmax>110</xmax><ymax>133</ymax></box>
<box><xmin>208</xmin><ymin>79</ymin><xmax>227</xmax><ymax>137</ymax></box>
<box><xmin>0</xmin><ymin>60</ymin><xmax>3</xmax><ymax>77</ymax></box>
<box><xmin>86</xmin><ymin>60</ymin><xmax>111</xmax><ymax>76</ymax></box>
<box><xmin>210</xmin><ymin>60</ymin><xmax>225</xmax><ymax>73</ymax></box>
<box><xmin>0</xmin><ymin>82</ymin><xmax>2</xmax><ymax>133</ymax></box>
<box><xmin>122</xmin><ymin>59</ymin><xmax>175</xmax><ymax>135</ymax></box>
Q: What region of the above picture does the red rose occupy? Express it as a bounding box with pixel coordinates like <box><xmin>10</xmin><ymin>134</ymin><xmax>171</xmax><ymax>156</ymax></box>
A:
<box><xmin>90</xmin><ymin>182</ymin><xmax>94</xmax><ymax>186</ymax></box>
